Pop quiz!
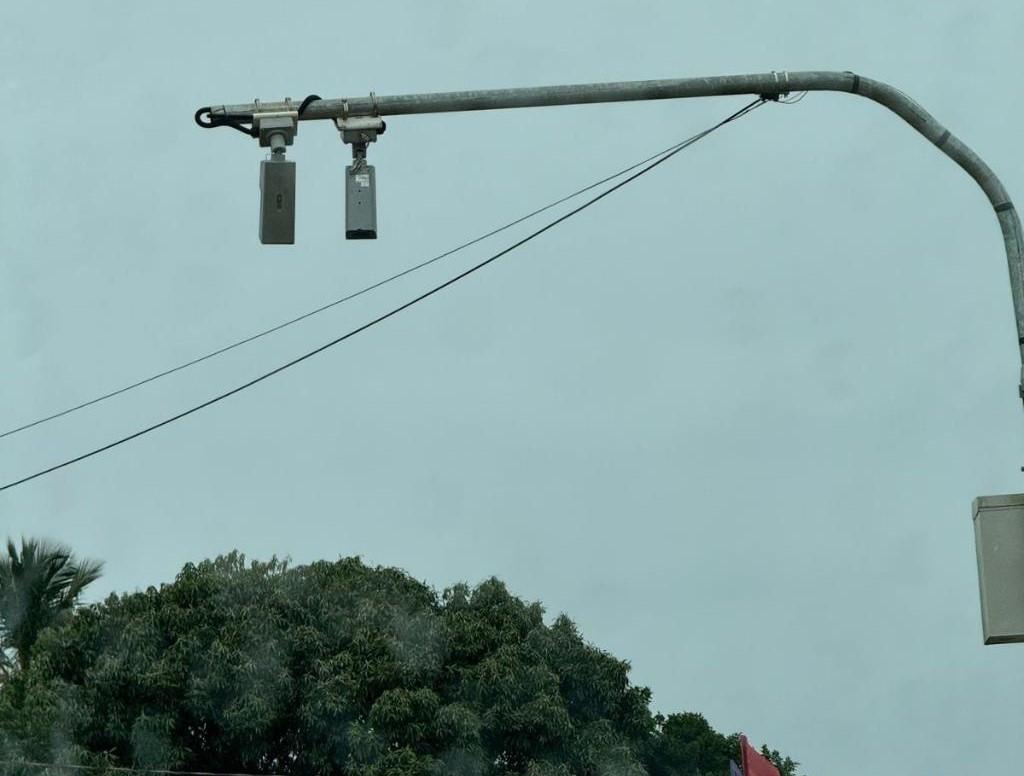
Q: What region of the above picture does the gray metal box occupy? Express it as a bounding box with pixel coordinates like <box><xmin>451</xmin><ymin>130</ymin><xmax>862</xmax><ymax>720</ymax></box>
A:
<box><xmin>259</xmin><ymin>158</ymin><xmax>296</xmax><ymax>244</ymax></box>
<box><xmin>345</xmin><ymin>164</ymin><xmax>377</xmax><ymax>239</ymax></box>
<box><xmin>972</xmin><ymin>494</ymin><xmax>1024</xmax><ymax>644</ymax></box>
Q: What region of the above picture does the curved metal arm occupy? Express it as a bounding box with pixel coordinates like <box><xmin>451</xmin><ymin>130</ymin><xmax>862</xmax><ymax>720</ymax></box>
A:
<box><xmin>209</xmin><ymin>71</ymin><xmax>1024</xmax><ymax>400</ymax></box>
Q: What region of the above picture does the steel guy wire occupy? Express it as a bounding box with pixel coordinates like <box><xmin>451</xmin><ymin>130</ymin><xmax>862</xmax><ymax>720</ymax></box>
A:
<box><xmin>2</xmin><ymin>100</ymin><xmax>774</xmax><ymax>442</ymax></box>
<box><xmin>0</xmin><ymin>98</ymin><xmax>767</xmax><ymax>493</ymax></box>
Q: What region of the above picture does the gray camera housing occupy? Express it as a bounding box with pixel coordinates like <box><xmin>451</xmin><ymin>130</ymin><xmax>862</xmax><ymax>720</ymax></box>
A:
<box><xmin>345</xmin><ymin>163</ymin><xmax>377</xmax><ymax>239</ymax></box>
<box><xmin>259</xmin><ymin>157</ymin><xmax>296</xmax><ymax>245</ymax></box>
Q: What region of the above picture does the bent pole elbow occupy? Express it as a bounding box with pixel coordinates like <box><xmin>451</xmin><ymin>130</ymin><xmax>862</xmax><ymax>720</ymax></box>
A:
<box><xmin>827</xmin><ymin>72</ymin><xmax>1024</xmax><ymax>405</ymax></box>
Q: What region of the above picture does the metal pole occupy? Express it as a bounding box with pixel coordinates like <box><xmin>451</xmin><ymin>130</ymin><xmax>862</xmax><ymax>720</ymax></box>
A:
<box><xmin>206</xmin><ymin>70</ymin><xmax>1024</xmax><ymax>401</ymax></box>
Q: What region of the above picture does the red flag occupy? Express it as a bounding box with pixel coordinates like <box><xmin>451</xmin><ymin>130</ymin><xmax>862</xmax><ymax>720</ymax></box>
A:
<box><xmin>740</xmin><ymin>734</ymin><xmax>781</xmax><ymax>776</ymax></box>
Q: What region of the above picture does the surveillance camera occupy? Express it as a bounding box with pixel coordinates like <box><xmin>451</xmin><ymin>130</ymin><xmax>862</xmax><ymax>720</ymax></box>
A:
<box><xmin>259</xmin><ymin>155</ymin><xmax>296</xmax><ymax>245</ymax></box>
<box><xmin>345</xmin><ymin>163</ymin><xmax>377</xmax><ymax>239</ymax></box>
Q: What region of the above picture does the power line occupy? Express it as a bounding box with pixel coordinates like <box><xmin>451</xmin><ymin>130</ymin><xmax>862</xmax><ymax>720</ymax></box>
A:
<box><xmin>0</xmin><ymin>98</ymin><xmax>766</xmax><ymax>494</ymax></box>
<box><xmin>0</xmin><ymin>122</ymin><xmax>751</xmax><ymax>442</ymax></box>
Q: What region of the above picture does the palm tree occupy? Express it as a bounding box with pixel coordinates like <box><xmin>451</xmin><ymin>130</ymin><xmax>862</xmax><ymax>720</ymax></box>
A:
<box><xmin>0</xmin><ymin>537</ymin><xmax>103</xmax><ymax>671</ymax></box>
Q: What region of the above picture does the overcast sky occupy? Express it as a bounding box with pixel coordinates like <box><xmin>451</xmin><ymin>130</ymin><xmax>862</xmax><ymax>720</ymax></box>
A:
<box><xmin>2</xmin><ymin>2</ymin><xmax>1023</xmax><ymax>774</ymax></box>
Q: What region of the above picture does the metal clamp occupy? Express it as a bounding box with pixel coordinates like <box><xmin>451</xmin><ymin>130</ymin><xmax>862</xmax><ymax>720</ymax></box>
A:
<box><xmin>335</xmin><ymin>115</ymin><xmax>386</xmax><ymax>146</ymax></box>
<box><xmin>760</xmin><ymin>70</ymin><xmax>792</xmax><ymax>101</ymax></box>
<box><xmin>253</xmin><ymin>98</ymin><xmax>299</xmax><ymax>149</ymax></box>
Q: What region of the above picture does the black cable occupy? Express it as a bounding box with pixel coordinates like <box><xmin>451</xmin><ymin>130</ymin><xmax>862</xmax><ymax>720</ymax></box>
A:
<box><xmin>1</xmin><ymin>105</ymin><xmax>761</xmax><ymax>441</ymax></box>
<box><xmin>193</xmin><ymin>94</ymin><xmax>322</xmax><ymax>137</ymax></box>
<box><xmin>193</xmin><ymin>106</ymin><xmax>257</xmax><ymax>138</ymax></box>
<box><xmin>297</xmin><ymin>94</ymin><xmax>321</xmax><ymax>115</ymax></box>
<box><xmin>0</xmin><ymin>98</ymin><xmax>766</xmax><ymax>493</ymax></box>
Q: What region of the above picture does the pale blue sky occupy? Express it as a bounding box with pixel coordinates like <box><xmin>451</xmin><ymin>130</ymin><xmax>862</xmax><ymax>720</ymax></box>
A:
<box><xmin>2</xmin><ymin>2</ymin><xmax>1023</xmax><ymax>774</ymax></box>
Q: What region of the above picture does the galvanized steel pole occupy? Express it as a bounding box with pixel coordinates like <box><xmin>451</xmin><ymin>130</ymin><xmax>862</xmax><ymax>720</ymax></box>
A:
<box><xmin>207</xmin><ymin>70</ymin><xmax>1024</xmax><ymax>401</ymax></box>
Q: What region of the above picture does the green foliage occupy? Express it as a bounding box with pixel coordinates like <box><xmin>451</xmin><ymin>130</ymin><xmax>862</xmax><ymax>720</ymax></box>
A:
<box><xmin>0</xmin><ymin>552</ymin><xmax>802</xmax><ymax>776</ymax></box>
<box><xmin>758</xmin><ymin>745</ymin><xmax>800</xmax><ymax>776</ymax></box>
<box><xmin>0</xmin><ymin>537</ymin><xmax>103</xmax><ymax>670</ymax></box>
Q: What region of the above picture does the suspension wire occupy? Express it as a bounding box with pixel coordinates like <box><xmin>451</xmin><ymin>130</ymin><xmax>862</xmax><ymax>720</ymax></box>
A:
<box><xmin>2</xmin><ymin>101</ymin><xmax>773</xmax><ymax>442</ymax></box>
<box><xmin>0</xmin><ymin>98</ymin><xmax>767</xmax><ymax>494</ymax></box>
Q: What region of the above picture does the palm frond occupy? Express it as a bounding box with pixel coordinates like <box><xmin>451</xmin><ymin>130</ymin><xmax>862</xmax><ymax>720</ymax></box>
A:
<box><xmin>0</xmin><ymin>536</ymin><xmax>103</xmax><ymax>670</ymax></box>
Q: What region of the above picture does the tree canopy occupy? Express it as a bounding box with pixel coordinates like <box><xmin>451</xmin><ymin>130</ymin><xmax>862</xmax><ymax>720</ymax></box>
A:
<box><xmin>0</xmin><ymin>553</ymin><xmax>800</xmax><ymax>776</ymax></box>
<box><xmin>0</xmin><ymin>537</ymin><xmax>103</xmax><ymax>672</ymax></box>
